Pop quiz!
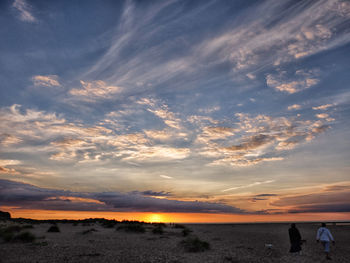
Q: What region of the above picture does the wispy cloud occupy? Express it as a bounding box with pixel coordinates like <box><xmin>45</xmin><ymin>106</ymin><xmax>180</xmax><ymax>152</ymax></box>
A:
<box><xmin>32</xmin><ymin>75</ymin><xmax>61</xmax><ymax>87</ymax></box>
<box><xmin>312</xmin><ymin>104</ymin><xmax>334</xmax><ymax>110</ymax></box>
<box><xmin>159</xmin><ymin>175</ymin><xmax>173</xmax><ymax>179</ymax></box>
<box><xmin>0</xmin><ymin>99</ymin><xmax>335</xmax><ymax>169</ymax></box>
<box><xmin>266</xmin><ymin>69</ymin><xmax>319</xmax><ymax>94</ymax></box>
<box><xmin>198</xmin><ymin>113</ymin><xmax>332</xmax><ymax>166</ymax></box>
<box><xmin>0</xmin><ymin>160</ymin><xmax>21</xmax><ymax>175</ymax></box>
<box><xmin>12</xmin><ymin>0</ymin><xmax>36</xmax><ymax>23</ymax></box>
<box><xmin>222</xmin><ymin>180</ymin><xmax>275</xmax><ymax>192</ymax></box>
<box><xmin>69</xmin><ymin>80</ymin><xmax>122</xmax><ymax>102</ymax></box>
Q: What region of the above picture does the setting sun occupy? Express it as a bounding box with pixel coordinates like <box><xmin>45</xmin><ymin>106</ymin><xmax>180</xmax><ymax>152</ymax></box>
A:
<box><xmin>145</xmin><ymin>213</ymin><xmax>163</xmax><ymax>223</ymax></box>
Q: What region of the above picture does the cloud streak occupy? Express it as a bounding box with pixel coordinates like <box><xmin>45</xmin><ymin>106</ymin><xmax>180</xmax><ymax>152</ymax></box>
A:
<box><xmin>0</xmin><ymin>179</ymin><xmax>245</xmax><ymax>214</ymax></box>
<box><xmin>12</xmin><ymin>0</ymin><xmax>36</xmax><ymax>22</ymax></box>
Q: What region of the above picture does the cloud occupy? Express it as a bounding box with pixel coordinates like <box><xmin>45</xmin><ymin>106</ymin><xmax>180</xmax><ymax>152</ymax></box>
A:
<box><xmin>0</xmin><ymin>179</ymin><xmax>245</xmax><ymax>214</ymax></box>
<box><xmin>198</xmin><ymin>106</ymin><xmax>220</xmax><ymax>114</ymax></box>
<box><xmin>315</xmin><ymin>113</ymin><xmax>335</xmax><ymax>121</ymax></box>
<box><xmin>315</xmin><ymin>113</ymin><xmax>329</xmax><ymax>119</ymax></box>
<box><xmin>222</xmin><ymin>180</ymin><xmax>275</xmax><ymax>192</ymax></box>
<box><xmin>32</xmin><ymin>75</ymin><xmax>61</xmax><ymax>87</ymax></box>
<box><xmin>270</xmin><ymin>183</ymin><xmax>350</xmax><ymax>213</ymax></box>
<box><xmin>288</xmin><ymin>203</ymin><xmax>350</xmax><ymax>213</ymax></box>
<box><xmin>139</xmin><ymin>190</ymin><xmax>171</xmax><ymax>197</ymax></box>
<box><xmin>198</xmin><ymin>113</ymin><xmax>332</xmax><ymax>166</ymax></box>
<box><xmin>312</xmin><ymin>104</ymin><xmax>334</xmax><ymax>110</ymax></box>
<box><xmin>266</xmin><ymin>69</ymin><xmax>319</xmax><ymax>94</ymax></box>
<box><xmin>287</xmin><ymin>104</ymin><xmax>301</xmax><ymax>111</ymax></box>
<box><xmin>69</xmin><ymin>80</ymin><xmax>122</xmax><ymax>102</ymax></box>
<box><xmin>249</xmin><ymin>193</ymin><xmax>278</xmax><ymax>202</ymax></box>
<box><xmin>0</xmin><ymin>159</ymin><xmax>21</xmax><ymax>175</ymax></box>
<box><xmin>0</xmin><ymin>99</ymin><xmax>335</xmax><ymax>168</ymax></box>
<box><xmin>12</xmin><ymin>0</ymin><xmax>36</xmax><ymax>22</ymax></box>
<box><xmin>0</xmin><ymin>104</ymin><xmax>192</xmax><ymax>164</ymax></box>
<box><xmin>0</xmin><ymin>134</ymin><xmax>22</xmax><ymax>146</ymax></box>
<box><xmin>136</xmin><ymin>98</ymin><xmax>183</xmax><ymax>130</ymax></box>
<box><xmin>197</xmin><ymin>0</ymin><xmax>350</xmax><ymax>74</ymax></box>
<box><xmin>255</xmin><ymin>194</ymin><xmax>278</xmax><ymax>197</ymax></box>
<box><xmin>144</xmin><ymin>130</ymin><xmax>173</xmax><ymax>141</ymax></box>
<box><xmin>120</xmin><ymin>145</ymin><xmax>190</xmax><ymax>162</ymax></box>
<box><xmin>159</xmin><ymin>175</ymin><xmax>173</xmax><ymax>179</ymax></box>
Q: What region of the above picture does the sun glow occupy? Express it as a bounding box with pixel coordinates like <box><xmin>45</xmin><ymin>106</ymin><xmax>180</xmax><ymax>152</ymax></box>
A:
<box><xmin>144</xmin><ymin>213</ymin><xmax>163</xmax><ymax>223</ymax></box>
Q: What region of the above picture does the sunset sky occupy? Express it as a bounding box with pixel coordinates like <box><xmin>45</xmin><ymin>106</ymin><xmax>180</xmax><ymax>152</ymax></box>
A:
<box><xmin>1</xmin><ymin>0</ymin><xmax>350</xmax><ymax>223</ymax></box>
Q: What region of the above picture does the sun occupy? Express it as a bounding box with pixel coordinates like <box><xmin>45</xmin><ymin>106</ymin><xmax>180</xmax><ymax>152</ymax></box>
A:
<box><xmin>146</xmin><ymin>213</ymin><xmax>163</xmax><ymax>223</ymax></box>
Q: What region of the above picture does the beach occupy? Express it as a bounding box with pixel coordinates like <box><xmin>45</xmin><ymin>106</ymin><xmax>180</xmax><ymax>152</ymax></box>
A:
<box><xmin>1</xmin><ymin>221</ymin><xmax>349</xmax><ymax>262</ymax></box>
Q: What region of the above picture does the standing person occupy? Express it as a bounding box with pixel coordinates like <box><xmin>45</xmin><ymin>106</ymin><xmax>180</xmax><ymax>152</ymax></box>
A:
<box><xmin>316</xmin><ymin>223</ymin><xmax>335</xmax><ymax>260</ymax></box>
<box><xmin>289</xmin><ymin>223</ymin><xmax>302</xmax><ymax>254</ymax></box>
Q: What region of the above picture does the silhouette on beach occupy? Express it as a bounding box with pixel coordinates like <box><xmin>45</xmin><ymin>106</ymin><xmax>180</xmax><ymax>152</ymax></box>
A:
<box><xmin>288</xmin><ymin>223</ymin><xmax>302</xmax><ymax>254</ymax></box>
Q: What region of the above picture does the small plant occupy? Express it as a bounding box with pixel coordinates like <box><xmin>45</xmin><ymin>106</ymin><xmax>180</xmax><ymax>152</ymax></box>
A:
<box><xmin>36</xmin><ymin>241</ymin><xmax>49</xmax><ymax>246</ymax></box>
<box><xmin>82</xmin><ymin>228</ymin><xmax>97</xmax><ymax>235</ymax></box>
<box><xmin>1</xmin><ymin>232</ymin><xmax>14</xmax><ymax>242</ymax></box>
<box><xmin>47</xmin><ymin>225</ymin><xmax>60</xmax><ymax>233</ymax></box>
<box><xmin>180</xmin><ymin>237</ymin><xmax>210</xmax><ymax>252</ymax></box>
<box><xmin>101</xmin><ymin>221</ymin><xmax>117</xmax><ymax>228</ymax></box>
<box><xmin>22</xmin><ymin>224</ymin><xmax>34</xmax><ymax>229</ymax></box>
<box><xmin>0</xmin><ymin>225</ymin><xmax>22</xmax><ymax>242</ymax></box>
<box><xmin>12</xmin><ymin>231</ymin><xmax>36</xmax><ymax>243</ymax></box>
<box><xmin>174</xmin><ymin>224</ymin><xmax>186</xmax><ymax>229</ymax></box>
<box><xmin>182</xmin><ymin>227</ymin><xmax>192</xmax><ymax>236</ymax></box>
<box><xmin>152</xmin><ymin>225</ymin><xmax>164</xmax><ymax>235</ymax></box>
<box><xmin>3</xmin><ymin>225</ymin><xmax>22</xmax><ymax>233</ymax></box>
<box><xmin>117</xmin><ymin>223</ymin><xmax>145</xmax><ymax>233</ymax></box>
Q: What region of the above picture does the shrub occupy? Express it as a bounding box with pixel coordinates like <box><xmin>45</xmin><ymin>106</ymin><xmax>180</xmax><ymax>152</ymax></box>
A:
<box><xmin>174</xmin><ymin>224</ymin><xmax>186</xmax><ymax>229</ymax></box>
<box><xmin>182</xmin><ymin>227</ymin><xmax>192</xmax><ymax>236</ymax></box>
<box><xmin>3</xmin><ymin>225</ymin><xmax>22</xmax><ymax>233</ymax></box>
<box><xmin>101</xmin><ymin>221</ymin><xmax>117</xmax><ymax>228</ymax></box>
<box><xmin>22</xmin><ymin>224</ymin><xmax>34</xmax><ymax>229</ymax></box>
<box><xmin>47</xmin><ymin>225</ymin><xmax>60</xmax><ymax>232</ymax></box>
<box><xmin>0</xmin><ymin>225</ymin><xmax>22</xmax><ymax>241</ymax></box>
<box><xmin>82</xmin><ymin>228</ymin><xmax>97</xmax><ymax>235</ymax></box>
<box><xmin>180</xmin><ymin>237</ymin><xmax>210</xmax><ymax>252</ymax></box>
<box><xmin>12</xmin><ymin>232</ymin><xmax>36</xmax><ymax>243</ymax></box>
<box><xmin>152</xmin><ymin>225</ymin><xmax>164</xmax><ymax>235</ymax></box>
<box><xmin>1</xmin><ymin>232</ymin><xmax>14</xmax><ymax>242</ymax></box>
<box><xmin>117</xmin><ymin>223</ymin><xmax>145</xmax><ymax>233</ymax></box>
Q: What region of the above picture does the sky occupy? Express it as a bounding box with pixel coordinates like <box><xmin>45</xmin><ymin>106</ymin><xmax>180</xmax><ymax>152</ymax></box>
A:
<box><xmin>1</xmin><ymin>0</ymin><xmax>350</xmax><ymax>223</ymax></box>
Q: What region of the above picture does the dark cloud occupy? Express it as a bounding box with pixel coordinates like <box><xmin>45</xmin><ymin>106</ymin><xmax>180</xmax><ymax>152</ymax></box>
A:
<box><xmin>323</xmin><ymin>185</ymin><xmax>350</xmax><ymax>192</ymax></box>
<box><xmin>269</xmin><ymin>187</ymin><xmax>350</xmax><ymax>214</ymax></box>
<box><xmin>288</xmin><ymin>203</ymin><xmax>350</xmax><ymax>213</ymax></box>
<box><xmin>0</xmin><ymin>179</ymin><xmax>69</xmax><ymax>202</ymax></box>
<box><xmin>225</xmin><ymin>134</ymin><xmax>273</xmax><ymax>152</ymax></box>
<box><xmin>0</xmin><ymin>179</ymin><xmax>245</xmax><ymax>214</ymax></box>
<box><xmin>255</xmin><ymin>194</ymin><xmax>278</xmax><ymax>197</ymax></box>
<box><xmin>271</xmin><ymin>191</ymin><xmax>350</xmax><ymax>207</ymax></box>
<box><xmin>250</xmin><ymin>193</ymin><xmax>278</xmax><ymax>202</ymax></box>
<box><xmin>137</xmin><ymin>190</ymin><xmax>171</xmax><ymax>197</ymax></box>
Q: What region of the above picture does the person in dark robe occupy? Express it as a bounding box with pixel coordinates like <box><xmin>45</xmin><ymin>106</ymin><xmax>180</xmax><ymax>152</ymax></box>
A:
<box><xmin>289</xmin><ymin>223</ymin><xmax>302</xmax><ymax>254</ymax></box>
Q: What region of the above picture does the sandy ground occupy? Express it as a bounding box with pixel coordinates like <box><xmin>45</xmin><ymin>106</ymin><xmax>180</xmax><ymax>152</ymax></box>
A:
<box><xmin>0</xmin><ymin>222</ymin><xmax>349</xmax><ymax>263</ymax></box>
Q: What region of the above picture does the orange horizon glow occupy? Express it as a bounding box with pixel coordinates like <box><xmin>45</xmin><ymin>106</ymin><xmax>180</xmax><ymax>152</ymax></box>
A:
<box><xmin>2</xmin><ymin>207</ymin><xmax>350</xmax><ymax>223</ymax></box>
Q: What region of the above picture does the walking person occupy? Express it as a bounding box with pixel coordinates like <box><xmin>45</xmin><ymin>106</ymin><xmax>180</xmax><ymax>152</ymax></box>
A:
<box><xmin>316</xmin><ymin>223</ymin><xmax>335</xmax><ymax>260</ymax></box>
<box><xmin>289</xmin><ymin>223</ymin><xmax>302</xmax><ymax>255</ymax></box>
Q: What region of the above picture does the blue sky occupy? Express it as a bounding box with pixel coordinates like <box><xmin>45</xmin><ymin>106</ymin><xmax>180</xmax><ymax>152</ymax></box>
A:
<box><xmin>1</xmin><ymin>0</ymin><xmax>350</xmax><ymax>217</ymax></box>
